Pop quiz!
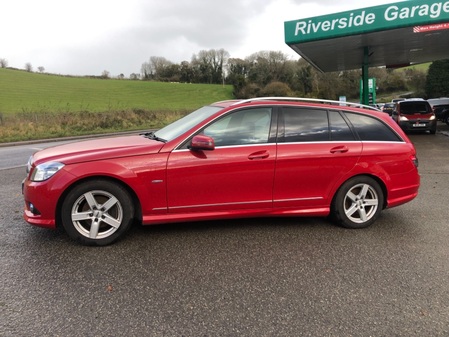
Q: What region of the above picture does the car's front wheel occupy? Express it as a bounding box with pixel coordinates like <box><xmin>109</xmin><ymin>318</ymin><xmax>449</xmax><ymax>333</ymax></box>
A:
<box><xmin>61</xmin><ymin>180</ymin><xmax>135</xmax><ymax>246</ymax></box>
<box><xmin>332</xmin><ymin>176</ymin><xmax>384</xmax><ymax>229</ymax></box>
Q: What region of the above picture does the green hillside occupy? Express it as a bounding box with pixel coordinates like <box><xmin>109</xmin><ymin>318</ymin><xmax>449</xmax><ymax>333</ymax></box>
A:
<box><xmin>0</xmin><ymin>68</ymin><xmax>234</xmax><ymax>142</ymax></box>
<box><xmin>0</xmin><ymin>68</ymin><xmax>234</xmax><ymax>115</ymax></box>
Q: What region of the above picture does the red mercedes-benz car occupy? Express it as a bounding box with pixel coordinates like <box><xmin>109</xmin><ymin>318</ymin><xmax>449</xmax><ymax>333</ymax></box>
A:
<box><xmin>23</xmin><ymin>98</ymin><xmax>420</xmax><ymax>245</ymax></box>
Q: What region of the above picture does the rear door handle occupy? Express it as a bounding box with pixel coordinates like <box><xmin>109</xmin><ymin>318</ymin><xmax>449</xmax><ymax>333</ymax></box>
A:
<box><xmin>248</xmin><ymin>150</ymin><xmax>270</xmax><ymax>160</ymax></box>
<box><xmin>330</xmin><ymin>146</ymin><xmax>349</xmax><ymax>154</ymax></box>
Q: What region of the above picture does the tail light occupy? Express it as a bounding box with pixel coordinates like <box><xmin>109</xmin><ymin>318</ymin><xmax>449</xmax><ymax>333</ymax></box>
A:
<box><xmin>411</xmin><ymin>155</ymin><xmax>419</xmax><ymax>168</ymax></box>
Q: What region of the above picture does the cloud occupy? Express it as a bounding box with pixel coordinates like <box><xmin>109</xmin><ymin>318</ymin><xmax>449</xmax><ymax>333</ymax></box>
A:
<box><xmin>0</xmin><ymin>0</ymin><xmax>400</xmax><ymax>76</ymax></box>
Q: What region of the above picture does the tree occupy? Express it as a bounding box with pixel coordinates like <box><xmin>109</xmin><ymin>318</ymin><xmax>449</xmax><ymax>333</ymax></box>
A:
<box><xmin>404</xmin><ymin>68</ymin><xmax>427</xmax><ymax>98</ymax></box>
<box><xmin>295</xmin><ymin>63</ymin><xmax>315</xmax><ymax>96</ymax></box>
<box><xmin>246</xmin><ymin>51</ymin><xmax>290</xmax><ymax>86</ymax></box>
<box><xmin>262</xmin><ymin>81</ymin><xmax>293</xmax><ymax>97</ymax></box>
<box><xmin>38</xmin><ymin>66</ymin><xmax>45</xmax><ymax>73</ymax></box>
<box><xmin>425</xmin><ymin>59</ymin><xmax>449</xmax><ymax>98</ymax></box>
<box><xmin>191</xmin><ymin>49</ymin><xmax>229</xmax><ymax>84</ymax></box>
<box><xmin>141</xmin><ymin>56</ymin><xmax>174</xmax><ymax>81</ymax></box>
<box><xmin>141</xmin><ymin>61</ymin><xmax>152</xmax><ymax>80</ymax></box>
<box><xmin>0</xmin><ymin>58</ymin><xmax>8</xmax><ymax>68</ymax></box>
<box><xmin>101</xmin><ymin>70</ymin><xmax>110</xmax><ymax>79</ymax></box>
<box><xmin>227</xmin><ymin>58</ymin><xmax>250</xmax><ymax>96</ymax></box>
<box><xmin>383</xmin><ymin>71</ymin><xmax>407</xmax><ymax>93</ymax></box>
<box><xmin>179</xmin><ymin>61</ymin><xmax>193</xmax><ymax>83</ymax></box>
<box><xmin>25</xmin><ymin>62</ymin><xmax>33</xmax><ymax>72</ymax></box>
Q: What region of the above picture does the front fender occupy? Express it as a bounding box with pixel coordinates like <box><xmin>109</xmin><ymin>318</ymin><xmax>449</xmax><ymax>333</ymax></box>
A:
<box><xmin>62</xmin><ymin>154</ymin><xmax>169</xmax><ymax>215</ymax></box>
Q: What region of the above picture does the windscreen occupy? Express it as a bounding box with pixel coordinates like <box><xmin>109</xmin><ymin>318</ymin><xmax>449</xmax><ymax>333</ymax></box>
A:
<box><xmin>154</xmin><ymin>106</ymin><xmax>222</xmax><ymax>141</ymax></box>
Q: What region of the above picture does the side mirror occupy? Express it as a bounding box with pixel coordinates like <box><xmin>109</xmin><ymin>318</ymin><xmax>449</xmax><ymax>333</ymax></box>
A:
<box><xmin>190</xmin><ymin>135</ymin><xmax>215</xmax><ymax>151</ymax></box>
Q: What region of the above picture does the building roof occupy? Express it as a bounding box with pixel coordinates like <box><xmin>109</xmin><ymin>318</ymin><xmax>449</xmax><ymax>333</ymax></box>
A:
<box><xmin>284</xmin><ymin>0</ymin><xmax>449</xmax><ymax>72</ymax></box>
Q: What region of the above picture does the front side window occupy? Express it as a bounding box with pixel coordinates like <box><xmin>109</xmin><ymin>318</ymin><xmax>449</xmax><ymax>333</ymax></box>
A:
<box><xmin>344</xmin><ymin>112</ymin><xmax>402</xmax><ymax>142</ymax></box>
<box><xmin>203</xmin><ymin>108</ymin><xmax>272</xmax><ymax>146</ymax></box>
<box><xmin>282</xmin><ymin>108</ymin><xmax>329</xmax><ymax>142</ymax></box>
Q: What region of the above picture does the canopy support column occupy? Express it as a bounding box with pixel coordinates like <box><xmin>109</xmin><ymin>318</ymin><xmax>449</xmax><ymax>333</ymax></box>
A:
<box><xmin>361</xmin><ymin>46</ymin><xmax>370</xmax><ymax>105</ymax></box>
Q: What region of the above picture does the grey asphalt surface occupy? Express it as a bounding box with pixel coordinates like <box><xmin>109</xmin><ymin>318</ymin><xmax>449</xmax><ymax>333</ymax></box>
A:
<box><xmin>1</xmin><ymin>124</ymin><xmax>448</xmax><ymax>336</ymax></box>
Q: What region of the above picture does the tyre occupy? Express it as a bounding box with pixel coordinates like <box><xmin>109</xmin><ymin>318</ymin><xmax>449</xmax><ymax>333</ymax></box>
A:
<box><xmin>445</xmin><ymin>113</ymin><xmax>449</xmax><ymax>126</ymax></box>
<box><xmin>61</xmin><ymin>180</ymin><xmax>135</xmax><ymax>246</ymax></box>
<box><xmin>331</xmin><ymin>176</ymin><xmax>384</xmax><ymax>229</ymax></box>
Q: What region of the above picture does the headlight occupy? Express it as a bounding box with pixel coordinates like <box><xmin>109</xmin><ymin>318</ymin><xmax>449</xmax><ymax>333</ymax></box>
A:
<box><xmin>31</xmin><ymin>162</ymin><xmax>65</xmax><ymax>181</ymax></box>
<box><xmin>399</xmin><ymin>116</ymin><xmax>409</xmax><ymax>121</ymax></box>
<box><xmin>429</xmin><ymin>115</ymin><xmax>436</xmax><ymax>120</ymax></box>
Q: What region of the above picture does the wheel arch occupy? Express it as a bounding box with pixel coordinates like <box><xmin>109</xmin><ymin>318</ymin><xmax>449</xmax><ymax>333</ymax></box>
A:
<box><xmin>331</xmin><ymin>173</ymin><xmax>388</xmax><ymax>210</ymax></box>
<box><xmin>55</xmin><ymin>176</ymin><xmax>142</xmax><ymax>229</ymax></box>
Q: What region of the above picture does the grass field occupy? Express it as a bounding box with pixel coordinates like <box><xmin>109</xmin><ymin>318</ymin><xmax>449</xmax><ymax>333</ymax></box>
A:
<box><xmin>0</xmin><ymin>68</ymin><xmax>234</xmax><ymax>142</ymax></box>
<box><xmin>0</xmin><ymin>68</ymin><xmax>233</xmax><ymax>114</ymax></box>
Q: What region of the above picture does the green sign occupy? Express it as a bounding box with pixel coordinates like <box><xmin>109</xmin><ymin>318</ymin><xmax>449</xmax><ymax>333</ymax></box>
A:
<box><xmin>360</xmin><ymin>78</ymin><xmax>376</xmax><ymax>105</ymax></box>
<box><xmin>285</xmin><ymin>0</ymin><xmax>449</xmax><ymax>44</ymax></box>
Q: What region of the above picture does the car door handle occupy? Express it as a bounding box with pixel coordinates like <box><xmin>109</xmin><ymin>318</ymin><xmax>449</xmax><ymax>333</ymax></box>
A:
<box><xmin>330</xmin><ymin>146</ymin><xmax>349</xmax><ymax>154</ymax></box>
<box><xmin>248</xmin><ymin>150</ymin><xmax>270</xmax><ymax>160</ymax></box>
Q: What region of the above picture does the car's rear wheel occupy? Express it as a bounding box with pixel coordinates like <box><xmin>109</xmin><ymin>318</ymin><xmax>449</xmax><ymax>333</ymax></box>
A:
<box><xmin>444</xmin><ymin>113</ymin><xmax>449</xmax><ymax>126</ymax></box>
<box><xmin>61</xmin><ymin>180</ymin><xmax>134</xmax><ymax>246</ymax></box>
<box><xmin>332</xmin><ymin>176</ymin><xmax>383</xmax><ymax>229</ymax></box>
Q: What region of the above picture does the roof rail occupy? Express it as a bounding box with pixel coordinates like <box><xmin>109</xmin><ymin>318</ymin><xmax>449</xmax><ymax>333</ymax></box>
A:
<box><xmin>232</xmin><ymin>97</ymin><xmax>381</xmax><ymax>111</ymax></box>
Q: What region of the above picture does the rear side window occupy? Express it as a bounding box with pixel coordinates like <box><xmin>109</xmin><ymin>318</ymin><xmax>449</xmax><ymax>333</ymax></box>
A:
<box><xmin>282</xmin><ymin>108</ymin><xmax>329</xmax><ymax>142</ymax></box>
<box><xmin>329</xmin><ymin>110</ymin><xmax>355</xmax><ymax>141</ymax></box>
<box><xmin>344</xmin><ymin>112</ymin><xmax>402</xmax><ymax>142</ymax></box>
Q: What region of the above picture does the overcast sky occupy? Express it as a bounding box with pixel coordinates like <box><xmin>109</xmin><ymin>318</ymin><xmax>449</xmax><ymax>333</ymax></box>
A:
<box><xmin>1</xmin><ymin>0</ymin><xmax>399</xmax><ymax>77</ymax></box>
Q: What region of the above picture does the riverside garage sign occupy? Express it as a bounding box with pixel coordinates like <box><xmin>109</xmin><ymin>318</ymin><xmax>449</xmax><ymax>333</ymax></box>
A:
<box><xmin>285</xmin><ymin>0</ymin><xmax>449</xmax><ymax>44</ymax></box>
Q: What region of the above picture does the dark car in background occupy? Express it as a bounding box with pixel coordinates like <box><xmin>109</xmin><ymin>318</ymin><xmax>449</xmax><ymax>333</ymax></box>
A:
<box><xmin>382</xmin><ymin>103</ymin><xmax>396</xmax><ymax>116</ymax></box>
<box><xmin>392</xmin><ymin>99</ymin><xmax>437</xmax><ymax>134</ymax></box>
<box><xmin>428</xmin><ymin>98</ymin><xmax>449</xmax><ymax>125</ymax></box>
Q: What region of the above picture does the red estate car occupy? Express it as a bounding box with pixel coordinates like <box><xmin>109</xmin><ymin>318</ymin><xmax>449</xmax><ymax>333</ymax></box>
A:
<box><xmin>23</xmin><ymin>98</ymin><xmax>420</xmax><ymax>245</ymax></box>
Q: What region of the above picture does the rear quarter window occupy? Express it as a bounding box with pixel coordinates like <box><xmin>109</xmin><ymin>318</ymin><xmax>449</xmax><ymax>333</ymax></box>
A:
<box><xmin>344</xmin><ymin>112</ymin><xmax>402</xmax><ymax>142</ymax></box>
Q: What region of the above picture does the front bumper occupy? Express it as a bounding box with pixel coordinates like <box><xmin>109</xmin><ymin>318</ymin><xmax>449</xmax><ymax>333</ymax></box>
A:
<box><xmin>398</xmin><ymin>119</ymin><xmax>437</xmax><ymax>132</ymax></box>
<box><xmin>22</xmin><ymin>169</ymin><xmax>75</xmax><ymax>230</ymax></box>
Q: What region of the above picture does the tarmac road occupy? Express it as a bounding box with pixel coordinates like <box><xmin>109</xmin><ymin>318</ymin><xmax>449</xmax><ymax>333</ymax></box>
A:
<box><xmin>1</xmin><ymin>124</ymin><xmax>448</xmax><ymax>336</ymax></box>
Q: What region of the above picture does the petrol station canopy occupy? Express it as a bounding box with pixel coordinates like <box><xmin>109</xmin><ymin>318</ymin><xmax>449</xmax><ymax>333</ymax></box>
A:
<box><xmin>284</xmin><ymin>0</ymin><xmax>449</xmax><ymax>73</ymax></box>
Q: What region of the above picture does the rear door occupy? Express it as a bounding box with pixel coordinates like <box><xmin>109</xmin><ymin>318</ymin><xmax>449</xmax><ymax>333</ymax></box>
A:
<box><xmin>273</xmin><ymin>108</ymin><xmax>362</xmax><ymax>209</ymax></box>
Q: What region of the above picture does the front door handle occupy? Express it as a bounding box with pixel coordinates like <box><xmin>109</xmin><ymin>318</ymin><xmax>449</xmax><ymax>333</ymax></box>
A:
<box><xmin>248</xmin><ymin>150</ymin><xmax>269</xmax><ymax>160</ymax></box>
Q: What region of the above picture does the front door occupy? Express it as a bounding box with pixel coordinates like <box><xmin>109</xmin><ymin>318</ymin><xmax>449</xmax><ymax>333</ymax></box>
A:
<box><xmin>166</xmin><ymin>107</ymin><xmax>276</xmax><ymax>213</ymax></box>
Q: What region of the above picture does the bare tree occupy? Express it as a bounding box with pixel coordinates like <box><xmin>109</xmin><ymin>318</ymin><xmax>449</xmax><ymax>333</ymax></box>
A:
<box><xmin>141</xmin><ymin>56</ymin><xmax>174</xmax><ymax>80</ymax></box>
<box><xmin>141</xmin><ymin>61</ymin><xmax>152</xmax><ymax>79</ymax></box>
<box><xmin>0</xmin><ymin>58</ymin><xmax>8</xmax><ymax>68</ymax></box>
<box><xmin>38</xmin><ymin>66</ymin><xmax>45</xmax><ymax>73</ymax></box>
<box><xmin>25</xmin><ymin>62</ymin><xmax>33</xmax><ymax>72</ymax></box>
<box><xmin>101</xmin><ymin>70</ymin><xmax>110</xmax><ymax>79</ymax></box>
